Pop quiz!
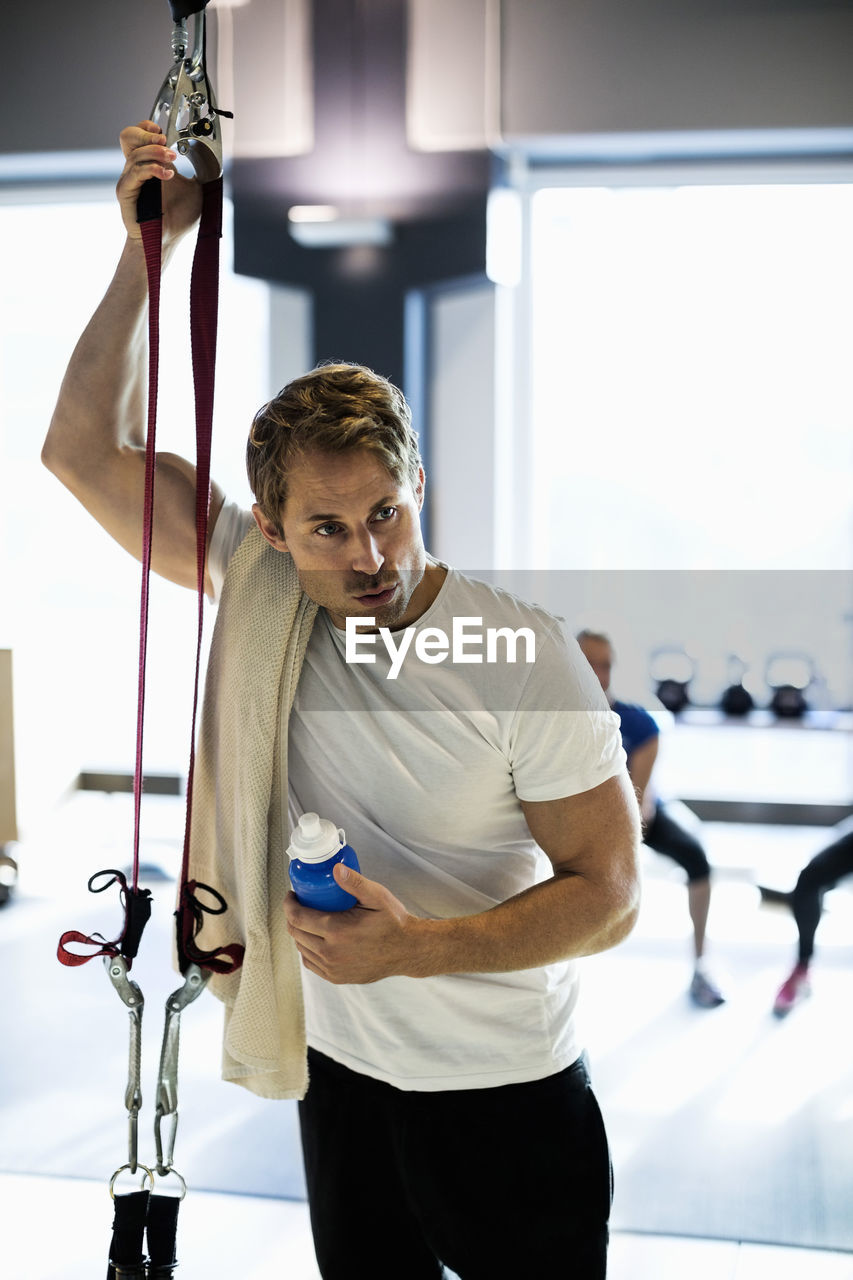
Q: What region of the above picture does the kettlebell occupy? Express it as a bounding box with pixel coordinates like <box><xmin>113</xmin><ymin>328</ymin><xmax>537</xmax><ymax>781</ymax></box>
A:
<box><xmin>720</xmin><ymin>654</ymin><xmax>754</xmax><ymax>717</ymax></box>
<box><xmin>765</xmin><ymin>652</ymin><xmax>815</xmax><ymax>719</ymax></box>
<box><xmin>650</xmin><ymin>646</ymin><xmax>695</xmax><ymax>714</ymax></box>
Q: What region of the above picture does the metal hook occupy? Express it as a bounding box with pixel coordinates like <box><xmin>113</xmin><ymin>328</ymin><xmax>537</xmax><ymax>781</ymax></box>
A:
<box><xmin>105</xmin><ymin>955</ymin><xmax>145</xmax><ymax>1174</ymax></box>
<box><xmin>153</xmin><ymin>964</ymin><xmax>211</xmax><ymax>1176</ymax></box>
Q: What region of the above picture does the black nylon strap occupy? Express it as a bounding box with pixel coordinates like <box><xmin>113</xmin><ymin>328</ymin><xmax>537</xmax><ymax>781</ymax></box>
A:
<box><xmin>107</xmin><ymin>1188</ymin><xmax>149</xmax><ymax>1280</ymax></box>
<box><xmin>146</xmin><ymin>1192</ymin><xmax>180</xmax><ymax>1275</ymax></box>
<box><xmin>137</xmin><ymin>178</ymin><xmax>162</xmax><ymax>226</ymax></box>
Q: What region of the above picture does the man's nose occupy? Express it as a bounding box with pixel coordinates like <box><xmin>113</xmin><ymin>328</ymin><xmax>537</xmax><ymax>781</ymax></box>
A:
<box><xmin>351</xmin><ymin>530</ymin><xmax>384</xmax><ymax>576</ymax></box>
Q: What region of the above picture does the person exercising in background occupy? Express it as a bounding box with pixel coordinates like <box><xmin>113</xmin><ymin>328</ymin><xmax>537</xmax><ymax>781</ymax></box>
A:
<box><xmin>772</xmin><ymin>819</ymin><xmax>853</xmax><ymax>1016</ymax></box>
<box><xmin>577</xmin><ymin>630</ymin><xmax>725</xmax><ymax>1009</ymax></box>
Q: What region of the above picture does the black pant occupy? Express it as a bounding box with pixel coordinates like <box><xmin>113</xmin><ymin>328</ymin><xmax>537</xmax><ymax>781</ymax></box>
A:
<box><xmin>644</xmin><ymin>803</ymin><xmax>711</xmax><ymax>883</ymax></box>
<box><xmin>298</xmin><ymin>1047</ymin><xmax>613</xmax><ymax>1280</ymax></box>
<box><xmin>792</xmin><ymin>830</ymin><xmax>853</xmax><ymax>963</ymax></box>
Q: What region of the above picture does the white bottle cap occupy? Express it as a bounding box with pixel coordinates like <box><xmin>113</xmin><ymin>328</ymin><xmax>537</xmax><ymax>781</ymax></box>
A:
<box><xmin>286</xmin><ymin>812</ymin><xmax>345</xmax><ymax>864</ymax></box>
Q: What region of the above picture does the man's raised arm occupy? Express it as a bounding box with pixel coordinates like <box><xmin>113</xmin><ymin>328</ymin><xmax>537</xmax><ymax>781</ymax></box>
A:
<box><xmin>42</xmin><ymin>121</ymin><xmax>224</xmax><ymax>595</ymax></box>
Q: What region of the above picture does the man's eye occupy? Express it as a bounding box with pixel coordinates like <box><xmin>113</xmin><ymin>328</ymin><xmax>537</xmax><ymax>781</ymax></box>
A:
<box><xmin>374</xmin><ymin>507</ymin><xmax>396</xmax><ymax>522</ymax></box>
<box><xmin>315</xmin><ymin>523</ymin><xmax>340</xmax><ymax>538</ymax></box>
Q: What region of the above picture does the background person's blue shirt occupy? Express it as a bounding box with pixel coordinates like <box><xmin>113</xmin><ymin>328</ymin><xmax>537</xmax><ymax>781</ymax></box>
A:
<box><xmin>612</xmin><ymin>700</ymin><xmax>659</xmax><ymax>758</ymax></box>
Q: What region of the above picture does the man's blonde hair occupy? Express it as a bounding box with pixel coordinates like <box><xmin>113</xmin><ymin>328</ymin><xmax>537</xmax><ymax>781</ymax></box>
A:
<box><xmin>246</xmin><ymin>362</ymin><xmax>422</xmax><ymax>535</ymax></box>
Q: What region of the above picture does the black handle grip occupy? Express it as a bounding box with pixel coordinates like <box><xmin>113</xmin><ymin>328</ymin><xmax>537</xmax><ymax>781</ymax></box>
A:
<box><xmin>137</xmin><ymin>177</ymin><xmax>163</xmax><ymax>225</ymax></box>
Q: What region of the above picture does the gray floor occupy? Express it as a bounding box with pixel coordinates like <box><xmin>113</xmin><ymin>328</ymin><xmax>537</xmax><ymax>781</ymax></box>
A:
<box><xmin>2</xmin><ymin>1171</ymin><xmax>853</xmax><ymax>1280</ymax></box>
<box><xmin>582</xmin><ymin>865</ymin><xmax>853</xmax><ymax>1250</ymax></box>
<box><xmin>1</xmin><ymin>791</ymin><xmax>852</xmax><ymax>1276</ymax></box>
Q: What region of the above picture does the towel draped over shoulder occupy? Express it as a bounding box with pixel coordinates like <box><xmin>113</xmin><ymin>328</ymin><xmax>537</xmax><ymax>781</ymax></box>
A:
<box><xmin>188</xmin><ymin>525</ymin><xmax>318</xmax><ymax>1099</ymax></box>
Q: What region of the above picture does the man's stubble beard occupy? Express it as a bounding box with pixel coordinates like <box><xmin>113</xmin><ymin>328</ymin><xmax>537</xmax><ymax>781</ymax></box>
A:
<box><xmin>299</xmin><ymin>561</ymin><xmax>425</xmax><ymax>631</ymax></box>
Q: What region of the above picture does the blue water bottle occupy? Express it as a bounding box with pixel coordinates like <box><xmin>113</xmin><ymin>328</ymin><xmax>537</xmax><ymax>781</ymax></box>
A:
<box><xmin>287</xmin><ymin>812</ymin><xmax>361</xmax><ymax>912</ymax></box>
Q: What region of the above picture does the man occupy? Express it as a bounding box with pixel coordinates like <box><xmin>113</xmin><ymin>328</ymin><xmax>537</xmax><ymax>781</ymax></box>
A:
<box><xmin>577</xmin><ymin>630</ymin><xmax>725</xmax><ymax>1009</ymax></box>
<box><xmin>44</xmin><ymin>122</ymin><xmax>641</xmax><ymax>1279</ymax></box>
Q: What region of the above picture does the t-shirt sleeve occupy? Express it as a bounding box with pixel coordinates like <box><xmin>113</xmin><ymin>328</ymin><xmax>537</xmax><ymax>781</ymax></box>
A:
<box><xmin>508</xmin><ymin>622</ymin><xmax>627</xmax><ymax>802</ymax></box>
<box><xmin>207</xmin><ymin>500</ymin><xmax>255</xmax><ymax>602</ymax></box>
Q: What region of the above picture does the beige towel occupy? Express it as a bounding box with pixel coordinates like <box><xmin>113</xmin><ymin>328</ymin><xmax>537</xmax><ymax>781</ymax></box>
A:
<box><xmin>188</xmin><ymin>525</ymin><xmax>318</xmax><ymax>1099</ymax></box>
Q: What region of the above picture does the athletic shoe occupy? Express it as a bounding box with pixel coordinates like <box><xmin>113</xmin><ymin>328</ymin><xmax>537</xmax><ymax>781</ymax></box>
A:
<box><xmin>689</xmin><ymin>970</ymin><xmax>726</xmax><ymax>1008</ymax></box>
<box><xmin>773</xmin><ymin>963</ymin><xmax>811</xmax><ymax>1017</ymax></box>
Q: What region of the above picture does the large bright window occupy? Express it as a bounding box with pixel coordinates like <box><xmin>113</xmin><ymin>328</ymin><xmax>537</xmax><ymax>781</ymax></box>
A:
<box><xmin>529</xmin><ymin>179</ymin><xmax>853</xmax><ymax>572</ymax></box>
<box><xmin>488</xmin><ymin>171</ymin><xmax>853</xmax><ymax>709</ymax></box>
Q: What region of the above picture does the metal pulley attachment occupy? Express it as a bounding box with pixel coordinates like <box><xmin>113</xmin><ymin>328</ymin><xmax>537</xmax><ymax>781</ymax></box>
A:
<box><xmin>149</xmin><ymin>0</ymin><xmax>227</xmax><ymax>184</ymax></box>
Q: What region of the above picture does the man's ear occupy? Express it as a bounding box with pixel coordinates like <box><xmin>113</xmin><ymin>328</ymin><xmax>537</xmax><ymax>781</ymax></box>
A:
<box><xmin>252</xmin><ymin>503</ymin><xmax>288</xmax><ymax>552</ymax></box>
<box><xmin>414</xmin><ymin>466</ymin><xmax>426</xmax><ymax>513</ymax></box>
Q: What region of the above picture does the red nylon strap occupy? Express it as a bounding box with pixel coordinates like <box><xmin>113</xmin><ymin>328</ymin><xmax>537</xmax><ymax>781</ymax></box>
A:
<box><xmin>178</xmin><ymin>879</ymin><xmax>245</xmax><ymax>974</ymax></box>
<box><xmin>57</xmin><ymin>208</ymin><xmax>162</xmax><ymax>971</ymax></box>
<box><xmin>59</xmin><ymin>179</ymin><xmax>243</xmax><ymax>975</ymax></box>
<box><xmin>180</xmin><ymin>178</ymin><xmax>219</xmax><ymax>890</ymax></box>
<box><xmin>58</xmin><ymin>871</ymin><xmax>152</xmax><ymax>967</ymax></box>
<box><xmin>58</xmin><ymin>933</ymin><xmax>120</xmax><ymax>967</ymax></box>
<box><xmin>176</xmin><ymin>178</ymin><xmax>242</xmax><ymax>974</ymax></box>
<box><xmin>135</xmin><ymin>215</ymin><xmax>164</xmax><ymax>889</ymax></box>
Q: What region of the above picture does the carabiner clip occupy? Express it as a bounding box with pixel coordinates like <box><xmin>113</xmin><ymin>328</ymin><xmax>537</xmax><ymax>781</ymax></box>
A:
<box><xmin>150</xmin><ymin>2</ymin><xmax>224</xmax><ymax>184</ymax></box>
<box><xmin>153</xmin><ymin>964</ymin><xmax>211</xmax><ymax>1176</ymax></box>
<box><xmin>105</xmin><ymin>954</ymin><xmax>145</xmax><ymax>1174</ymax></box>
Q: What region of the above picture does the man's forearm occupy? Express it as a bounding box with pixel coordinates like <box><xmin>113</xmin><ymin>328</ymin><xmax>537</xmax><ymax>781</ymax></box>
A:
<box><xmin>288</xmin><ymin>775</ymin><xmax>643</xmax><ymax>988</ymax></box>
<box><xmin>288</xmin><ymin>855</ymin><xmax>640</xmax><ymax>988</ymax></box>
<box><xmin>403</xmin><ymin>866</ymin><xmax>640</xmax><ymax>978</ymax></box>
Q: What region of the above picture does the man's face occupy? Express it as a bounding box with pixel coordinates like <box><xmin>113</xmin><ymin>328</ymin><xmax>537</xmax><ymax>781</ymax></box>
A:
<box><xmin>253</xmin><ymin>447</ymin><xmax>431</xmax><ymax>630</ymax></box>
<box><xmin>579</xmin><ymin>638</ymin><xmax>613</xmax><ymax>695</ymax></box>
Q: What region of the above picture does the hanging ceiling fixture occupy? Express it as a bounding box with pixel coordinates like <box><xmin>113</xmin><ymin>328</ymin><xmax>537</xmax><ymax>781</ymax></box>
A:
<box><xmin>287</xmin><ymin>205</ymin><xmax>394</xmax><ymax>248</ymax></box>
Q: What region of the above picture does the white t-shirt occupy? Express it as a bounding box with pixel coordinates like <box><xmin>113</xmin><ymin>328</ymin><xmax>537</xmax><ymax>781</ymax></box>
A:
<box><xmin>209</xmin><ymin>502</ymin><xmax>626</xmax><ymax>1090</ymax></box>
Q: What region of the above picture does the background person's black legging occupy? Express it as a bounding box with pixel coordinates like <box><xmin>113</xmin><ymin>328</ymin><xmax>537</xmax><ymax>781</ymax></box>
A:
<box><xmin>791</xmin><ymin>830</ymin><xmax>853</xmax><ymax>964</ymax></box>
<box><xmin>643</xmin><ymin>803</ymin><xmax>711</xmax><ymax>883</ymax></box>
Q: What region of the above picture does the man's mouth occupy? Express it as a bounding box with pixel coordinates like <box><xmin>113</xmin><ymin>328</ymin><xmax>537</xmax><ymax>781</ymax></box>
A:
<box><xmin>353</xmin><ymin>583</ymin><xmax>398</xmax><ymax>608</ymax></box>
